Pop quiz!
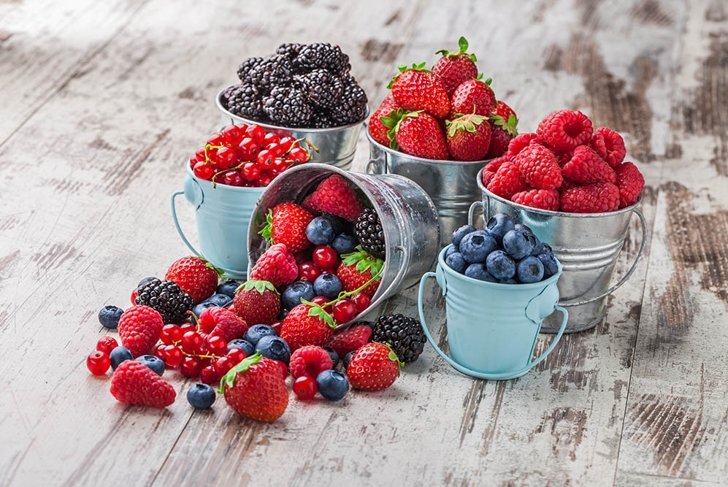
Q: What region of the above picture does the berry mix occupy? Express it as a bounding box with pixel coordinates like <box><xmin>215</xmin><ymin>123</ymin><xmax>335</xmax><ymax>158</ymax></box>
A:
<box><xmin>369</xmin><ymin>37</ymin><xmax>518</xmax><ymax>161</ymax></box>
<box><xmin>483</xmin><ymin>110</ymin><xmax>646</xmax><ymax>213</ymax></box>
<box><xmin>221</xmin><ymin>43</ymin><xmax>368</xmax><ymax>128</ymax></box>
<box><xmin>446</xmin><ymin>214</ymin><xmax>559</xmax><ymax>284</ymax></box>
<box><xmin>188</xmin><ymin>123</ymin><xmax>313</xmax><ymax>187</ymax></box>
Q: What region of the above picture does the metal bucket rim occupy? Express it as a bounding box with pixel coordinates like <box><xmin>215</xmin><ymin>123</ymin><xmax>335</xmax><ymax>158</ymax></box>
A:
<box><xmin>365</xmin><ymin>127</ymin><xmax>491</xmax><ymax>166</ymax></box>
<box><xmin>216</xmin><ymin>86</ymin><xmax>369</xmax><ymax>133</ymax></box>
<box><xmin>185</xmin><ymin>164</ymin><xmax>268</xmax><ymax>194</ymax></box>
<box><xmin>439</xmin><ymin>245</ymin><xmax>563</xmax><ymax>289</ymax></box>
<box><xmin>475</xmin><ymin>167</ymin><xmax>642</xmax><ymax>218</ymax></box>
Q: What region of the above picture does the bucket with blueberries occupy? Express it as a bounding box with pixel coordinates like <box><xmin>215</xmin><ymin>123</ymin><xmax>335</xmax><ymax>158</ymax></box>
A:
<box><xmin>417</xmin><ymin>216</ymin><xmax>568</xmax><ymax>380</ymax></box>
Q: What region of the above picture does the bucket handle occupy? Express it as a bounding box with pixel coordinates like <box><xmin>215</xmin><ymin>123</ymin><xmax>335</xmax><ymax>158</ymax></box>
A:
<box><xmin>171</xmin><ymin>191</ymin><xmax>203</xmax><ymax>258</ymax></box>
<box><xmin>468</xmin><ymin>200</ymin><xmax>485</xmax><ymax>228</ymax></box>
<box><xmin>417</xmin><ymin>272</ymin><xmax>569</xmax><ymax>380</ymax></box>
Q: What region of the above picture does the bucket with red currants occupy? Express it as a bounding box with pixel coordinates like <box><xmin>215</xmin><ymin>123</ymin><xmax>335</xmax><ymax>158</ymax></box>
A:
<box><xmin>172</xmin><ymin>123</ymin><xmax>315</xmax><ymax>279</ymax></box>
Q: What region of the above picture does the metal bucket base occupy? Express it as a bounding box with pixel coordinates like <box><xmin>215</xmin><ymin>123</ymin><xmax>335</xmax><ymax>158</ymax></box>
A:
<box><xmin>541</xmin><ymin>299</ymin><xmax>606</xmax><ymax>333</ymax></box>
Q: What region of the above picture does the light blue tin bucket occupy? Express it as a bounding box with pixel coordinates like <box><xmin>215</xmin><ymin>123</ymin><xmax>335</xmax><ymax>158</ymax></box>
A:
<box><xmin>171</xmin><ymin>165</ymin><xmax>264</xmax><ymax>279</ymax></box>
<box><xmin>418</xmin><ymin>246</ymin><xmax>569</xmax><ymax>380</ymax></box>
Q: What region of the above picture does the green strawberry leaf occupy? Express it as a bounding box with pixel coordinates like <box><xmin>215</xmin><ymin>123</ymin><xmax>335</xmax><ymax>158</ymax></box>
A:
<box><xmin>445</xmin><ymin>114</ymin><xmax>487</xmax><ymax>138</ymax></box>
<box><xmin>204</xmin><ymin>260</ymin><xmax>226</xmax><ymax>278</ymax></box>
<box><xmin>491</xmin><ymin>114</ymin><xmax>518</xmax><ymax>137</ymax></box>
<box><xmin>458</xmin><ymin>36</ymin><xmax>469</xmax><ymax>53</ymax></box>
<box><xmin>436</xmin><ymin>36</ymin><xmax>476</xmax><ymax>62</ymax></box>
<box><xmin>218</xmin><ymin>352</ymin><xmax>262</xmax><ymax>394</ymax></box>
<box><xmin>342</xmin><ymin>246</ymin><xmax>384</xmax><ymax>281</ymax></box>
<box><xmin>258</xmin><ymin>209</ymin><xmax>274</xmax><ymax>243</ymax></box>
<box><xmin>484</xmin><ymin>77</ymin><xmax>493</xmax><ymax>86</ymax></box>
<box><xmin>386</xmin><ymin>109</ymin><xmax>419</xmax><ymax>150</ymax></box>
<box><xmin>238</xmin><ymin>279</ymin><xmax>278</xmax><ymax>295</ymax></box>
<box><xmin>306</xmin><ymin>303</ymin><xmax>337</xmax><ymax>329</ymax></box>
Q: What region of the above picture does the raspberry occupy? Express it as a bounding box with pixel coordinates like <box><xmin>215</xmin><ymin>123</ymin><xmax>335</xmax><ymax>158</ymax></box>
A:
<box><xmin>615</xmin><ymin>162</ymin><xmax>645</xmax><ymax>208</ymax></box>
<box><xmin>110</xmin><ymin>361</ymin><xmax>176</xmax><ymax>408</ymax></box>
<box><xmin>507</xmin><ymin>132</ymin><xmax>540</xmax><ymax>157</ymax></box>
<box><xmin>327</xmin><ymin>324</ymin><xmax>372</xmax><ymax>357</ymax></box>
<box><xmin>209</xmin><ymin>307</ymin><xmax>249</xmax><ymax>343</ymax></box>
<box><xmin>487</xmin><ymin>159</ymin><xmax>526</xmax><ymax>198</ymax></box>
<box><xmin>555</xmin><ymin>148</ymin><xmax>574</xmax><ymax>166</ymax></box>
<box><xmin>288</xmin><ymin>345</ymin><xmax>334</xmax><ymax>379</ymax></box>
<box><xmin>562</xmin><ymin>145</ymin><xmax>616</xmax><ymax>184</ymax></box>
<box><xmin>537</xmin><ymin>110</ymin><xmax>593</xmax><ymax>152</ymax></box>
<box><xmin>513</xmin><ymin>143</ymin><xmax>563</xmax><ymax>190</ymax></box>
<box><xmin>512</xmin><ymin>189</ymin><xmax>560</xmax><ymax>211</ymax></box>
<box><xmin>481</xmin><ymin>156</ymin><xmax>509</xmax><ymax>186</ymax></box>
<box><xmin>560</xmin><ymin>183</ymin><xmax>620</xmax><ymax>213</ymax></box>
<box><xmin>590</xmin><ymin>131</ymin><xmax>607</xmax><ymax>159</ymax></box>
<box><xmin>595</xmin><ymin>127</ymin><xmax>626</xmax><ymax>167</ymax></box>
<box><xmin>249</xmin><ymin>244</ymin><xmax>299</xmax><ymax>288</ymax></box>
<box><xmin>118</xmin><ymin>305</ymin><xmax>164</xmax><ymax>357</ymax></box>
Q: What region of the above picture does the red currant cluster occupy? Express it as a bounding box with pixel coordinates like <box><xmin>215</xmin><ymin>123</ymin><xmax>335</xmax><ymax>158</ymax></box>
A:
<box><xmin>188</xmin><ymin>124</ymin><xmax>313</xmax><ymax>187</ymax></box>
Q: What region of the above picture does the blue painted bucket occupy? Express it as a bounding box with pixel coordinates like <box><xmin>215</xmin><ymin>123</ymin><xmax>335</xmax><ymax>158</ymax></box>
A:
<box><xmin>171</xmin><ymin>165</ymin><xmax>264</xmax><ymax>279</ymax></box>
<box><xmin>418</xmin><ymin>246</ymin><xmax>569</xmax><ymax>380</ymax></box>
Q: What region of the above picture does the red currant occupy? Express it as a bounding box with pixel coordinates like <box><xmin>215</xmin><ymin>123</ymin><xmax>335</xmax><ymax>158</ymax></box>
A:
<box><xmin>313</xmin><ymin>245</ymin><xmax>339</xmax><ymax>270</ymax></box>
<box><xmin>222</xmin><ymin>170</ymin><xmax>243</xmax><ymax>187</ymax></box>
<box><xmin>213</xmin><ymin>356</ymin><xmax>233</xmax><ymax>376</ymax></box>
<box><xmin>207</xmin><ymin>133</ymin><xmax>225</xmax><ymax>147</ymax></box>
<box><xmin>263</xmin><ymin>132</ymin><xmax>280</xmax><ymax>145</ymax></box>
<box><xmin>200</xmin><ymin>365</ymin><xmax>218</xmax><ymax>385</ymax></box>
<box><xmin>311</xmin><ymin>296</ymin><xmax>328</xmax><ymax>307</ymax></box>
<box><xmin>164</xmin><ymin>345</ymin><xmax>184</xmax><ymax>368</ymax></box>
<box><xmin>182</xmin><ymin>331</ymin><xmax>203</xmax><ymax>354</ymax></box>
<box><xmin>195</xmin><ymin>149</ymin><xmax>206</xmax><ymax>161</ymax></box>
<box><xmin>271</xmin><ymin>157</ymin><xmax>289</xmax><ymax>173</ymax></box>
<box><xmin>180</xmin><ymin>356</ymin><xmax>202</xmax><ymax>378</ymax></box>
<box><xmin>198</xmin><ymin>308</ymin><xmax>217</xmax><ymax>334</ymax></box>
<box><xmin>352</xmin><ymin>293</ymin><xmax>371</xmax><ymax>313</ymax></box>
<box><xmin>130</xmin><ymin>289</ymin><xmax>138</xmax><ymax>305</ymax></box>
<box><xmin>160</xmin><ymin>324</ymin><xmax>182</xmax><ymax>345</ymax></box>
<box><xmin>193</xmin><ymin>161</ymin><xmax>214</xmax><ymax>180</ymax></box>
<box><xmin>179</xmin><ymin>323</ymin><xmax>195</xmax><ymax>333</ymax></box>
<box><xmin>226</xmin><ymin>348</ymin><xmax>246</xmax><ymax>365</ymax></box>
<box><xmin>221</xmin><ymin>125</ymin><xmax>244</xmax><ymax>145</ymax></box>
<box><xmin>242</xmin><ymin>162</ymin><xmax>261</xmax><ymax>181</ymax></box>
<box><xmin>257</xmin><ymin>149</ymin><xmax>275</xmax><ymax>167</ymax></box>
<box><xmin>298</xmin><ymin>261</ymin><xmax>321</xmax><ymax>282</ymax></box>
<box><xmin>189</xmin><ymin>157</ymin><xmax>199</xmax><ymax>168</ymax></box>
<box><xmin>236</xmin><ymin>137</ymin><xmax>259</xmax><ymax>160</ymax></box>
<box><xmin>258</xmin><ymin>174</ymin><xmax>274</xmax><ymax>186</ymax></box>
<box><xmin>215</xmin><ymin>147</ymin><xmax>238</xmax><ymax>170</ymax></box>
<box><xmin>96</xmin><ymin>336</ymin><xmax>118</xmax><ymax>355</ymax></box>
<box><xmin>288</xmin><ymin>147</ymin><xmax>309</xmax><ymax>163</ymax></box>
<box><xmin>332</xmin><ymin>299</ymin><xmax>358</xmax><ymax>324</ymax></box>
<box><xmin>279</xmin><ymin>136</ymin><xmax>296</xmax><ymax>152</ymax></box>
<box><xmin>86</xmin><ymin>351</ymin><xmax>110</xmax><ymax>376</ymax></box>
<box><xmin>293</xmin><ymin>375</ymin><xmax>318</xmax><ymax>400</ymax></box>
<box><xmin>154</xmin><ymin>343</ymin><xmax>167</xmax><ymax>360</ymax></box>
<box><xmin>245</xmin><ymin>124</ymin><xmax>265</xmax><ymax>144</ymax></box>
<box><xmin>206</xmin><ymin>335</ymin><xmax>228</xmax><ymax>356</ymax></box>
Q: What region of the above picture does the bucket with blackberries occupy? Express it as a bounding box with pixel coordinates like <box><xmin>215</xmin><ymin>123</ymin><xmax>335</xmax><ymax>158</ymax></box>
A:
<box><xmin>469</xmin><ymin>110</ymin><xmax>648</xmax><ymax>333</ymax></box>
<box><xmin>418</xmin><ymin>215</ymin><xmax>569</xmax><ymax>380</ymax></box>
<box><xmin>217</xmin><ymin>42</ymin><xmax>368</xmax><ymax>170</ymax></box>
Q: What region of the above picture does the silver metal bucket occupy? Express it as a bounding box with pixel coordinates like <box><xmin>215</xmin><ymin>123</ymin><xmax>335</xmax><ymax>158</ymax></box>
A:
<box><xmin>247</xmin><ymin>163</ymin><xmax>441</xmax><ymax>327</ymax></box>
<box><xmin>366</xmin><ymin>129</ymin><xmax>486</xmax><ymax>247</ymax></box>
<box><xmin>216</xmin><ymin>87</ymin><xmax>366</xmax><ymax>170</ymax></box>
<box><xmin>469</xmin><ymin>168</ymin><xmax>647</xmax><ymax>333</ymax></box>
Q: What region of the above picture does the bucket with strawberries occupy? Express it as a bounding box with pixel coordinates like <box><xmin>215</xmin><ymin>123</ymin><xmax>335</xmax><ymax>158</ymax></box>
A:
<box><xmin>367</xmin><ymin>37</ymin><xmax>518</xmax><ymax>245</ymax></box>
<box><xmin>469</xmin><ymin>110</ymin><xmax>648</xmax><ymax>333</ymax></box>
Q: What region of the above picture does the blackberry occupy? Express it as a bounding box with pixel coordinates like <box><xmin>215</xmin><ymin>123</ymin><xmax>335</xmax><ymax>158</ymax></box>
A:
<box><xmin>237</xmin><ymin>56</ymin><xmax>263</xmax><ymax>83</ymax></box>
<box><xmin>293</xmin><ymin>43</ymin><xmax>350</xmax><ymax>76</ymax></box>
<box><xmin>135</xmin><ymin>278</ymin><xmax>193</xmax><ymax>324</ymax></box>
<box><xmin>248</xmin><ymin>55</ymin><xmax>292</xmax><ymax>94</ymax></box>
<box><xmin>310</xmin><ymin>110</ymin><xmax>335</xmax><ymax>128</ymax></box>
<box><xmin>295</xmin><ymin>69</ymin><xmax>343</xmax><ymax>110</ymax></box>
<box><xmin>371</xmin><ymin>314</ymin><xmax>426</xmax><ymax>364</ymax></box>
<box><xmin>263</xmin><ymin>86</ymin><xmax>314</xmax><ymax>127</ymax></box>
<box><xmin>276</xmin><ymin>42</ymin><xmax>304</xmax><ymax>61</ymax></box>
<box><xmin>330</xmin><ymin>78</ymin><xmax>368</xmax><ymax>126</ymax></box>
<box><xmin>354</xmin><ymin>208</ymin><xmax>385</xmax><ymax>258</ymax></box>
<box><xmin>225</xmin><ymin>83</ymin><xmax>265</xmax><ymax>119</ymax></box>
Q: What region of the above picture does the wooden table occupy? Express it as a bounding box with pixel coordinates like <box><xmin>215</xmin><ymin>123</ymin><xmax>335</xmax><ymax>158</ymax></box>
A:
<box><xmin>1</xmin><ymin>0</ymin><xmax>726</xmax><ymax>485</ymax></box>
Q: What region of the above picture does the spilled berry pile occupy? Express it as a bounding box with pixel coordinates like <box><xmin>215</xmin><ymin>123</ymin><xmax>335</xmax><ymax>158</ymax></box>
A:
<box><xmin>221</xmin><ymin>42</ymin><xmax>367</xmax><ymax>128</ymax></box>
<box><xmin>369</xmin><ymin>36</ymin><xmax>518</xmax><ymax>161</ymax></box>
<box><xmin>483</xmin><ymin>110</ymin><xmax>646</xmax><ymax>213</ymax></box>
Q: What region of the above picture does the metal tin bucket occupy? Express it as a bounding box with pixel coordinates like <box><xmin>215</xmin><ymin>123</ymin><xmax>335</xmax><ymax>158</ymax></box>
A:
<box><xmin>418</xmin><ymin>246</ymin><xmax>568</xmax><ymax>380</ymax></box>
<box><xmin>469</xmin><ymin>168</ymin><xmax>647</xmax><ymax>333</ymax></box>
<box><xmin>171</xmin><ymin>165</ymin><xmax>265</xmax><ymax>279</ymax></box>
<box><xmin>216</xmin><ymin>87</ymin><xmax>366</xmax><ymax>170</ymax></box>
<box><xmin>366</xmin><ymin>129</ymin><xmax>486</xmax><ymax>247</ymax></box>
<box><xmin>247</xmin><ymin>163</ymin><xmax>440</xmax><ymax>327</ymax></box>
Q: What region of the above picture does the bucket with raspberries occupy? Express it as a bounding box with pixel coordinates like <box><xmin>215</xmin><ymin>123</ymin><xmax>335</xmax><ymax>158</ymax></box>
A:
<box><xmin>418</xmin><ymin>216</ymin><xmax>568</xmax><ymax>380</ymax></box>
<box><xmin>470</xmin><ymin>110</ymin><xmax>648</xmax><ymax>333</ymax></box>
<box><xmin>217</xmin><ymin>42</ymin><xmax>369</xmax><ymax>170</ymax></box>
<box><xmin>246</xmin><ymin>163</ymin><xmax>440</xmax><ymax>327</ymax></box>
<box><xmin>366</xmin><ymin>37</ymin><xmax>519</xmax><ymax>245</ymax></box>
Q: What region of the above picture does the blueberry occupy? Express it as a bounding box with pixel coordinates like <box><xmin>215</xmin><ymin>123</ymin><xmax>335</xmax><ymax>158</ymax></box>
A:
<box><xmin>343</xmin><ymin>351</ymin><xmax>355</xmax><ymax>369</ymax></box>
<box><xmin>313</xmin><ymin>273</ymin><xmax>343</xmax><ymax>299</ymax></box>
<box><xmin>98</xmin><ymin>305</ymin><xmax>123</xmax><ymax>329</ymax></box>
<box><xmin>502</xmin><ymin>229</ymin><xmax>536</xmax><ymax>260</ymax></box>
<box><xmin>216</xmin><ymin>280</ymin><xmax>240</xmax><ymax>298</ymax></box>
<box><xmin>316</xmin><ymin>370</ymin><xmax>349</xmax><ymax>401</ymax></box>
<box><xmin>445</xmin><ymin>245</ymin><xmax>458</xmax><ymax>259</ymax></box>
<box><xmin>452</xmin><ymin>224</ymin><xmax>476</xmax><ymax>249</ymax></box>
<box><xmin>332</xmin><ymin>233</ymin><xmax>356</xmax><ymax>254</ymax></box>
<box><xmin>459</xmin><ymin>231</ymin><xmax>498</xmax><ymax>263</ymax></box>
<box><xmin>485</xmin><ymin>213</ymin><xmax>515</xmax><ymax>242</ymax></box>
<box><xmin>256</xmin><ymin>335</ymin><xmax>291</xmax><ymax>364</ymax></box>
<box><xmin>538</xmin><ymin>253</ymin><xmax>559</xmax><ymax>278</ymax></box>
<box><xmin>227</xmin><ymin>338</ymin><xmax>255</xmax><ymax>356</ymax></box>
<box><xmin>445</xmin><ymin>252</ymin><xmax>467</xmax><ymax>273</ymax></box>
<box><xmin>514</xmin><ymin>223</ymin><xmax>534</xmax><ymax>236</ymax></box>
<box><xmin>208</xmin><ymin>293</ymin><xmax>232</xmax><ymax>307</ymax></box>
<box><xmin>306</xmin><ymin>216</ymin><xmax>336</xmax><ymax>245</ymax></box>
<box><xmin>517</xmin><ymin>256</ymin><xmax>545</xmax><ymax>283</ymax></box>
<box><xmin>486</xmin><ymin>250</ymin><xmax>516</xmax><ymax>280</ymax></box>
<box><xmin>192</xmin><ymin>301</ymin><xmax>217</xmax><ymax>318</ymax></box>
<box><xmin>464</xmin><ymin>263</ymin><xmax>498</xmax><ymax>282</ymax></box>
<box><xmin>109</xmin><ymin>346</ymin><xmax>133</xmax><ymax>370</ymax></box>
<box><xmin>137</xmin><ymin>276</ymin><xmax>157</xmax><ymax>289</ymax></box>
<box><xmin>244</xmin><ymin>324</ymin><xmax>276</xmax><ymax>346</ymax></box>
<box><xmin>187</xmin><ymin>383</ymin><xmax>216</xmax><ymax>409</ymax></box>
<box><xmin>324</xmin><ymin>346</ymin><xmax>339</xmax><ymax>367</ymax></box>
<box><xmin>531</xmin><ymin>238</ymin><xmax>545</xmax><ymax>256</ymax></box>
<box><xmin>282</xmin><ymin>280</ymin><xmax>315</xmax><ymax>310</ymax></box>
<box><xmin>135</xmin><ymin>355</ymin><xmax>165</xmax><ymax>376</ymax></box>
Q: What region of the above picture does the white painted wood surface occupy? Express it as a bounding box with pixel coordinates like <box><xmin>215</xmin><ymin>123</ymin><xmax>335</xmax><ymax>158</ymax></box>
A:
<box><xmin>0</xmin><ymin>0</ymin><xmax>726</xmax><ymax>485</ymax></box>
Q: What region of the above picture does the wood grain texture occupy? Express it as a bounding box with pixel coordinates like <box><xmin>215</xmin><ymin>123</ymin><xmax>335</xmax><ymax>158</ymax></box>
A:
<box><xmin>0</xmin><ymin>0</ymin><xmax>725</xmax><ymax>485</ymax></box>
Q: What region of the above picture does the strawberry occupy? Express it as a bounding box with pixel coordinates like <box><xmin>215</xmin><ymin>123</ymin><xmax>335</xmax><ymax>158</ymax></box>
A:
<box><xmin>302</xmin><ymin>174</ymin><xmax>364</xmax><ymax>222</ymax></box>
<box><xmin>486</xmin><ymin>101</ymin><xmax>518</xmax><ymax>158</ymax></box>
<box><xmin>249</xmin><ymin>244</ymin><xmax>298</xmax><ymax>288</ymax></box>
<box><xmin>347</xmin><ymin>342</ymin><xmax>401</xmax><ymax>391</ymax></box>
<box><xmin>164</xmin><ymin>256</ymin><xmax>222</xmax><ymax>304</ymax></box>
<box><xmin>368</xmin><ymin>94</ymin><xmax>400</xmax><ymax>146</ymax></box>
<box><xmin>390</xmin><ymin>111</ymin><xmax>449</xmax><ymax>160</ymax></box>
<box><xmin>336</xmin><ymin>247</ymin><xmax>383</xmax><ymax>298</ymax></box>
<box><xmin>280</xmin><ymin>303</ymin><xmax>337</xmax><ymax>350</ymax></box>
<box><xmin>220</xmin><ymin>353</ymin><xmax>288</xmax><ymax>422</ymax></box>
<box><xmin>232</xmin><ymin>280</ymin><xmax>281</xmax><ymax>325</ymax></box>
<box><xmin>327</xmin><ymin>324</ymin><xmax>372</xmax><ymax>357</ymax></box>
<box><xmin>118</xmin><ymin>305</ymin><xmax>164</xmax><ymax>357</ymax></box>
<box><xmin>450</xmin><ymin>79</ymin><xmax>496</xmax><ymax>116</ymax></box>
<box><xmin>389</xmin><ymin>63</ymin><xmax>450</xmax><ymax>119</ymax></box>
<box><xmin>432</xmin><ymin>36</ymin><xmax>478</xmax><ymax>95</ymax></box>
<box><xmin>445</xmin><ymin>113</ymin><xmax>491</xmax><ymax>161</ymax></box>
<box><xmin>209</xmin><ymin>307</ymin><xmax>248</xmax><ymax>342</ymax></box>
<box><xmin>110</xmin><ymin>360</ymin><xmax>176</xmax><ymax>408</ymax></box>
<box><xmin>260</xmin><ymin>202</ymin><xmax>314</xmax><ymax>254</ymax></box>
